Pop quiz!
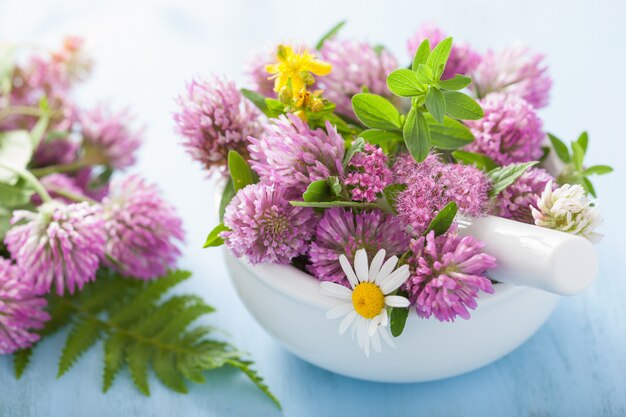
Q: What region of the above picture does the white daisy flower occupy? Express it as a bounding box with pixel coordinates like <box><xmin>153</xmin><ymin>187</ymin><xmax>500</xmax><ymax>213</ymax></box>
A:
<box><xmin>320</xmin><ymin>248</ymin><xmax>411</xmax><ymax>357</ymax></box>
<box><xmin>531</xmin><ymin>182</ymin><xmax>603</xmax><ymax>242</ymax></box>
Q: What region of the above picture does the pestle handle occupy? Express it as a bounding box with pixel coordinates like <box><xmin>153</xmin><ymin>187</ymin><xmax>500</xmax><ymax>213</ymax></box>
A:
<box><xmin>457</xmin><ymin>215</ymin><xmax>598</xmax><ymax>296</ymax></box>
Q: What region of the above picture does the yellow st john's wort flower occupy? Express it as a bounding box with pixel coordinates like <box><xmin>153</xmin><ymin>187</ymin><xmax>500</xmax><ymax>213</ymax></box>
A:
<box><xmin>265</xmin><ymin>44</ymin><xmax>332</xmax><ymax>93</ymax></box>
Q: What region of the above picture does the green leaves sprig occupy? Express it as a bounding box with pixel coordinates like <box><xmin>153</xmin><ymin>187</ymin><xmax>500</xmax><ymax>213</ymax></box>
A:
<box><xmin>352</xmin><ymin>37</ymin><xmax>482</xmax><ymax>162</ymax></box>
<box><xmin>548</xmin><ymin>132</ymin><xmax>613</xmax><ymax>197</ymax></box>
<box><xmin>12</xmin><ymin>269</ymin><xmax>280</xmax><ymax>408</ymax></box>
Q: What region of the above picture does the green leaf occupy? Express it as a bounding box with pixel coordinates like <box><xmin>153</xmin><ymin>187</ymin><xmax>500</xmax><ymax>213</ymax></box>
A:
<box><xmin>442</xmin><ymin>91</ymin><xmax>484</xmax><ymax>120</ymax></box>
<box><xmin>425</xmin><ymin>87</ymin><xmax>445</xmax><ymax>124</ymax></box>
<box><xmin>383</xmin><ymin>184</ymin><xmax>407</xmax><ymax>214</ymax></box>
<box><xmin>203</xmin><ymin>223</ymin><xmax>229</xmax><ymax>248</ymax></box>
<box><xmin>0</xmin><ymin>46</ymin><xmax>15</xmax><ymax>95</ymax></box>
<box><xmin>584</xmin><ymin>165</ymin><xmax>613</xmax><ymax>176</ymax></box>
<box><xmin>302</xmin><ymin>179</ymin><xmax>333</xmax><ymax>202</ymax></box>
<box><xmin>58</xmin><ymin>318</ymin><xmax>103</xmax><ymax>377</ymax></box>
<box><xmin>424</xmin><ymin>201</ymin><xmax>458</xmax><ymax>236</ymax></box>
<box><xmin>30</xmin><ymin>99</ymin><xmax>50</xmax><ymax>148</ymax></box>
<box><xmin>488</xmin><ymin>161</ymin><xmax>538</xmax><ymax>197</ymax></box>
<box><xmin>386</xmin><ymin>69</ymin><xmax>424</xmax><ymax>97</ymax></box>
<box><xmin>128</xmin><ymin>342</ymin><xmax>151</xmax><ymax>396</ymax></box>
<box><xmin>103</xmin><ymin>333</ymin><xmax>128</xmax><ymax>392</ymax></box>
<box><xmin>581</xmin><ymin>176</ymin><xmax>596</xmax><ymax>197</ymax></box>
<box><xmin>452</xmin><ymin>150</ymin><xmax>498</xmax><ymax>171</ymax></box>
<box><xmin>438</xmin><ymin>75</ymin><xmax>472</xmax><ymax>90</ymax></box>
<box><xmin>425</xmin><ymin>115</ymin><xmax>474</xmax><ymax>150</ymax></box>
<box><xmin>343</xmin><ymin>137</ymin><xmax>365</xmax><ymax>168</ymax></box>
<box><xmin>154</xmin><ymin>350</ymin><xmax>188</xmax><ymax>393</ymax></box>
<box><xmin>390</xmin><ymin>289</ymin><xmax>410</xmax><ymax>337</ymax></box>
<box><xmin>264</xmin><ymin>98</ymin><xmax>285</xmax><ymax>117</ymax></box>
<box><xmin>0</xmin><ymin>181</ymin><xmax>34</xmax><ymax>207</ymax></box>
<box><xmin>226</xmin><ymin>359</ymin><xmax>282</xmax><ymax>409</ymax></box>
<box><xmin>13</xmin><ymin>348</ymin><xmax>32</xmax><ymax>379</ymax></box>
<box><xmin>0</xmin><ymin>131</ymin><xmax>33</xmax><ymax>184</ymax></box>
<box><xmin>577</xmin><ymin>131</ymin><xmax>589</xmax><ymax>154</ymax></box>
<box><xmin>412</xmin><ymin>39</ymin><xmax>431</xmax><ymax>71</ymax></box>
<box><xmin>328</xmin><ymin>176</ymin><xmax>342</xmax><ymax>197</ymax></box>
<box><xmin>241</xmin><ymin>88</ymin><xmax>268</xmax><ymax>115</ymax></box>
<box><xmin>547</xmin><ymin>133</ymin><xmax>571</xmax><ymax>163</ymax></box>
<box><xmin>571</xmin><ymin>142</ymin><xmax>584</xmax><ymax>171</ymax></box>
<box><xmin>219</xmin><ymin>178</ymin><xmax>236</xmax><ymax>222</ymax></box>
<box><xmin>351</xmin><ymin>93</ymin><xmax>402</xmax><ymax>130</ymax></box>
<box><xmin>403</xmin><ymin>109</ymin><xmax>431</xmax><ymax>162</ymax></box>
<box><xmin>415</xmin><ymin>64</ymin><xmax>435</xmax><ymax>85</ymax></box>
<box><xmin>359</xmin><ymin>129</ymin><xmax>403</xmax><ymax>153</ymax></box>
<box><xmin>425</xmin><ymin>37</ymin><xmax>453</xmax><ymax>78</ymax></box>
<box><xmin>315</xmin><ymin>20</ymin><xmax>346</xmax><ymax>50</ymax></box>
<box><xmin>228</xmin><ymin>150</ymin><xmax>254</xmax><ymax>191</ymax></box>
<box><xmin>290</xmin><ymin>200</ymin><xmax>377</xmax><ymax>209</ymax></box>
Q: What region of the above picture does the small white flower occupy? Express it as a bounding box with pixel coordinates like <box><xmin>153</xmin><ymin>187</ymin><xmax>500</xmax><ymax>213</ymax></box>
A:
<box><xmin>320</xmin><ymin>248</ymin><xmax>410</xmax><ymax>357</ymax></box>
<box><xmin>531</xmin><ymin>182</ymin><xmax>603</xmax><ymax>242</ymax></box>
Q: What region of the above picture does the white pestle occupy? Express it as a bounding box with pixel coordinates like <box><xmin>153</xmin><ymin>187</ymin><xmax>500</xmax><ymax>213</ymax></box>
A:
<box><xmin>457</xmin><ymin>215</ymin><xmax>598</xmax><ymax>296</ymax></box>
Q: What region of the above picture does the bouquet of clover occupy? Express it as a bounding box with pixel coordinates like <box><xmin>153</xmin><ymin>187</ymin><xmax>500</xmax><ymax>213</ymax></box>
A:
<box><xmin>0</xmin><ymin>38</ymin><xmax>278</xmax><ymax>406</ymax></box>
<box><xmin>174</xmin><ymin>22</ymin><xmax>612</xmax><ymax>356</ymax></box>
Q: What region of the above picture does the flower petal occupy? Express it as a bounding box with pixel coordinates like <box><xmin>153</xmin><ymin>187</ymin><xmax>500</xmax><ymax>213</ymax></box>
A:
<box><xmin>385</xmin><ymin>295</ymin><xmax>410</xmax><ymax>308</ymax></box>
<box><xmin>339</xmin><ymin>310</ymin><xmax>357</xmax><ymax>335</ymax></box>
<box><xmin>368</xmin><ymin>314</ymin><xmax>381</xmax><ymax>336</ymax></box>
<box><xmin>379</xmin><ymin>264</ymin><xmax>410</xmax><ymax>294</ymax></box>
<box><xmin>380</xmin><ymin>327</ymin><xmax>396</xmax><ymax>349</ymax></box>
<box><xmin>371</xmin><ymin>328</ymin><xmax>382</xmax><ymax>353</ymax></box>
<box><xmin>339</xmin><ymin>254</ymin><xmax>358</xmax><ymax>288</ymax></box>
<box><xmin>374</xmin><ymin>256</ymin><xmax>399</xmax><ymax>285</ymax></box>
<box><xmin>354</xmin><ymin>249</ymin><xmax>369</xmax><ymax>283</ymax></box>
<box><xmin>368</xmin><ymin>249</ymin><xmax>386</xmax><ymax>282</ymax></box>
<box><xmin>326</xmin><ymin>303</ymin><xmax>353</xmax><ymax>319</ymax></box>
<box><xmin>320</xmin><ymin>282</ymin><xmax>352</xmax><ymax>300</ymax></box>
<box><xmin>307</xmin><ymin>59</ymin><xmax>332</xmax><ymax>76</ymax></box>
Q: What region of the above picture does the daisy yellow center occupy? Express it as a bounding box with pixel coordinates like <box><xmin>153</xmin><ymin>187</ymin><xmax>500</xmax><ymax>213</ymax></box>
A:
<box><xmin>351</xmin><ymin>282</ymin><xmax>385</xmax><ymax>319</ymax></box>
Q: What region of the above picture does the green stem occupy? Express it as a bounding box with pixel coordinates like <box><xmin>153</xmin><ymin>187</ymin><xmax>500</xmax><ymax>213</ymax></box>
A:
<box><xmin>47</xmin><ymin>187</ymin><xmax>97</xmax><ymax>204</ymax></box>
<box><xmin>0</xmin><ymin>161</ymin><xmax>51</xmax><ymax>202</ymax></box>
<box><xmin>30</xmin><ymin>160</ymin><xmax>90</xmax><ymax>177</ymax></box>
<box><xmin>0</xmin><ymin>105</ymin><xmax>47</xmax><ymax>120</ymax></box>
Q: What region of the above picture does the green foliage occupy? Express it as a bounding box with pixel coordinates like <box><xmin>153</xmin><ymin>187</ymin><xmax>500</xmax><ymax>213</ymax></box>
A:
<box><xmin>549</xmin><ymin>131</ymin><xmax>613</xmax><ymax>197</ymax></box>
<box><xmin>438</xmin><ymin>75</ymin><xmax>472</xmax><ymax>90</ymax></box>
<box><xmin>203</xmin><ymin>223</ymin><xmax>229</xmax><ymax>248</ymax></box>
<box><xmin>488</xmin><ymin>161</ymin><xmax>538</xmax><ymax>197</ymax></box>
<box><xmin>441</xmin><ymin>91</ymin><xmax>484</xmax><ymax>120</ymax></box>
<box><xmin>290</xmin><ymin>200</ymin><xmax>378</xmax><ymax>210</ymax></box>
<box><xmin>412</xmin><ymin>39</ymin><xmax>430</xmax><ymax>70</ymax></box>
<box><xmin>386</xmin><ymin>69</ymin><xmax>424</xmax><ymax>97</ymax></box>
<box><xmin>425</xmin><ymin>115</ymin><xmax>474</xmax><ymax>150</ymax></box>
<box><xmin>359</xmin><ymin>129</ymin><xmax>403</xmax><ymax>154</ymax></box>
<box><xmin>342</xmin><ymin>137</ymin><xmax>365</xmax><ymax>168</ymax></box>
<box><xmin>240</xmin><ymin>88</ymin><xmax>269</xmax><ymax>115</ymax></box>
<box><xmin>12</xmin><ymin>270</ymin><xmax>280</xmax><ymax>408</ymax></box>
<box><xmin>403</xmin><ymin>108</ymin><xmax>430</xmax><ymax>162</ymax></box>
<box><xmin>219</xmin><ymin>178</ymin><xmax>236</xmax><ymax>222</ymax></box>
<box><xmin>382</xmin><ymin>184</ymin><xmax>407</xmax><ymax>214</ymax></box>
<box><xmin>315</xmin><ymin>20</ymin><xmax>346</xmax><ymax>50</ymax></box>
<box><xmin>227</xmin><ymin>150</ymin><xmax>254</xmax><ymax>192</ymax></box>
<box><xmin>0</xmin><ymin>130</ymin><xmax>33</xmax><ymax>184</ymax></box>
<box><xmin>451</xmin><ymin>150</ymin><xmax>498</xmax><ymax>171</ymax></box>
<box><xmin>13</xmin><ymin>348</ymin><xmax>32</xmax><ymax>379</ymax></box>
<box><xmin>389</xmin><ymin>289</ymin><xmax>410</xmax><ymax>337</ymax></box>
<box><xmin>423</xmin><ymin>201</ymin><xmax>458</xmax><ymax>237</ymax></box>
<box><xmin>351</xmin><ymin>93</ymin><xmax>402</xmax><ymax>130</ymax></box>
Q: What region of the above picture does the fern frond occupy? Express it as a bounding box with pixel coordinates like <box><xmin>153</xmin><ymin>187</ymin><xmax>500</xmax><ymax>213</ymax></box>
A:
<box><xmin>13</xmin><ymin>348</ymin><xmax>32</xmax><ymax>379</ymax></box>
<box><xmin>57</xmin><ymin>318</ymin><xmax>103</xmax><ymax>377</ymax></box>
<box><xmin>226</xmin><ymin>359</ymin><xmax>282</xmax><ymax>410</ymax></box>
<box><xmin>127</xmin><ymin>342</ymin><xmax>151</xmax><ymax>396</ymax></box>
<box><xmin>102</xmin><ymin>333</ymin><xmax>127</xmax><ymax>392</ymax></box>
<box><xmin>15</xmin><ymin>269</ymin><xmax>279</xmax><ymax>408</ymax></box>
<box><xmin>153</xmin><ymin>350</ymin><xmax>188</xmax><ymax>393</ymax></box>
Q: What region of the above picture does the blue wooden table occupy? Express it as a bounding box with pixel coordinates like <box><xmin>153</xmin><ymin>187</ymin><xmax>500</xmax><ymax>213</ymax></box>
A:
<box><xmin>1</xmin><ymin>1</ymin><xmax>625</xmax><ymax>416</ymax></box>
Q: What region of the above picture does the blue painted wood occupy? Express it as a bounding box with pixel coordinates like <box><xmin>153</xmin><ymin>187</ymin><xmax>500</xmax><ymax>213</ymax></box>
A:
<box><xmin>1</xmin><ymin>1</ymin><xmax>625</xmax><ymax>416</ymax></box>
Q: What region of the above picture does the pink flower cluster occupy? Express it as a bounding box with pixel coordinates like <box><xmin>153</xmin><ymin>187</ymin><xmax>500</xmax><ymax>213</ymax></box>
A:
<box><xmin>394</xmin><ymin>154</ymin><xmax>490</xmax><ymax>235</ymax></box>
<box><xmin>405</xmin><ymin>225</ymin><xmax>496</xmax><ymax>322</ymax></box>
<box><xmin>174</xmin><ymin>76</ymin><xmax>262</xmax><ymax>173</ymax></box>
<box><xmin>494</xmin><ymin>167</ymin><xmax>555</xmax><ymax>223</ymax></box>
<box><xmin>342</xmin><ymin>144</ymin><xmax>391</xmax><ymax>202</ymax></box>
<box><xmin>466</xmin><ymin>93</ymin><xmax>544</xmax><ymax>165</ymax></box>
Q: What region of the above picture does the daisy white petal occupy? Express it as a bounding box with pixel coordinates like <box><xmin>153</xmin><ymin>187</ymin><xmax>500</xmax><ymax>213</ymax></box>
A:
<box><xmin>371</xmin><ymin>327</ymin><xmax>382</xmax><ymax>353</ymax></box>
<box><xmin>354</xmin><ymin>249</ymin><xmax>369</xmax><ymax>283</ymax></box>
<box><xmin>380</xmin><ymin>326</ymin><xmax>396</xmax><ymax>348</ymax></box>
<box><xmin>326</xmin><ymin>303</ymin><xmax>353</xmax><ymax>319</ymax></box>
<box><xmin>379</xmin><ymin>264</ymin><xmax>410</xmax><ymax>294</ymax></box>
<box><xmin>385</xmin><ymin>295</ymin><xmax>410</xmax><ymax>308</ymax></box>
<box><xmin>380</xmin><ymin>308</ymin><xmax>389</xmax><ymax>327</ymax></box>
<box><xmin>339</xmin><ymin>254</ymin><xmax>359</xmax><ymax>288</ymax></box>
<box><xmin>320</xmin><ymin>281</ymin><xmax>352</xmax><ymax>299</ymax></box>
<box><xmin>368</xmin><ymin>314</ymin><xmax>382</xmax><ymax>336</ymax></box>
<box><xmin>367</xmin><ymin>249</ymin><xmax>386</xmax><ymax>282</ymax></box>
<box><xmin>339</xmin><ymin>310</ymin><xmax>357</xmax><ymax>335</ymax></box>
<box><xmin>374</xmin><ymin>255</ymin><xmax>399</xmax><ymax>285</ymax></box>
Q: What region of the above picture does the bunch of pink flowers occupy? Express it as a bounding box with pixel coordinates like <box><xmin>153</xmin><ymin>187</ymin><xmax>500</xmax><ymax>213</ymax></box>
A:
<box><xmin>172</xmin><ymin>22</ymin><xmax>606</xmax><ymax>353</ymax></box>
<box><xmin>0</xmin><ymin>38</ymin><xmax>184</xmax><ymax>354</ymax></box>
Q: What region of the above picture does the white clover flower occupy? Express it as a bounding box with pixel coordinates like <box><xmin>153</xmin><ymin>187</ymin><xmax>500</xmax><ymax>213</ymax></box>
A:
<box><xmin>320</xmin><ymin>248</ymin><xmax>410</xmax><ymax>357</ymax></box>
<box><xmin>531</xmin><ymin>182</ymin><xmax>603</xmax><ymax>242</ymax></box>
